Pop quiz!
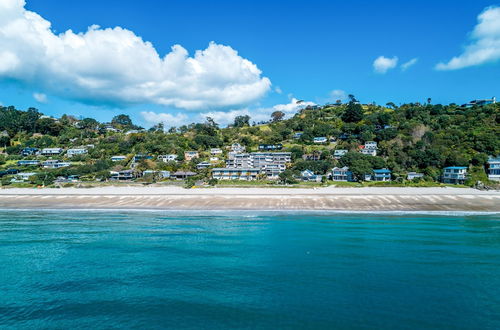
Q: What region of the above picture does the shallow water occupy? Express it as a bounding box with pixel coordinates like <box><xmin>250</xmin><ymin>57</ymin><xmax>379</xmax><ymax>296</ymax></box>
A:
<box><xmin>0</xmin><ymin>210</ymin><xmax>499</xmax><ymax>329</ymax></box>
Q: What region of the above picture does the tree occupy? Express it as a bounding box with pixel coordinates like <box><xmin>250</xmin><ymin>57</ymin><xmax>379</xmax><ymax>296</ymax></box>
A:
<box><xmin>341</xmin><ymin>102</ymin><xmax>363</xmax><ymax>123</ymax></box>
<box><xmin>233</xmin><ymin>115</ymin><xmax>250</xmax><ymax>128</ymax></box>
<box><xmin>79</xmin><ymin>118</ymin><xmax>99</xmax><ymax>130</ymax></box>
<box><xmin>111</xmin><ymin>114</ymin><xmax>133</xmax><ymax>127</ymax></box>
<box><xmin>0</xmin><ymin>136</ymin><xmax>10</xmax><ymax>148</ymax></box>
<box><xmin>271</xmin><ymin>111</ymin><xmax>285</xmax><ymax>122</ymax></box>
<box><xmin>279</xmin><ymin>170</ymin><xmax>298</xmax><ymax>184</ymax></box>
<box><xmin>386</xmin><ymin>102</ymin><xmax>397</xmax><ymax>109</ymax></box>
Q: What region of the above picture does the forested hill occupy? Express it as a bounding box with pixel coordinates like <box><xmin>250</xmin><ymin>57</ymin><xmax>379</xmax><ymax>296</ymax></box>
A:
<box><xmin>0</xmin><ymin>100</ymin><xmax>499</xmax><ymax>186</ymax></box>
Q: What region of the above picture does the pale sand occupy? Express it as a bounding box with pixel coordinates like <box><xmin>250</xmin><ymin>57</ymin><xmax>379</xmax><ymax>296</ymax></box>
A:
<box><xmin>0</xmin><ymin>186</ymin><xmax>499</xmax><ymax>211</ymax></box>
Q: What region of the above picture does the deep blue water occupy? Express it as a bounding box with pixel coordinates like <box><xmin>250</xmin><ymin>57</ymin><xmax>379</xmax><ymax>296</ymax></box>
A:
<box><xmin>0</xmin><ymin>210</ymin><xmax>499</xmax><ymax>329</ymax></box>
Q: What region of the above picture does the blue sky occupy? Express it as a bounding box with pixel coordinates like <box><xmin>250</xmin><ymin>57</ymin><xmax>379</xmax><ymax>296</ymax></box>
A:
<box><xmin>1</xmin><ymin>0</ymin><xmax>499</xmax><ymax>127</ymax></box>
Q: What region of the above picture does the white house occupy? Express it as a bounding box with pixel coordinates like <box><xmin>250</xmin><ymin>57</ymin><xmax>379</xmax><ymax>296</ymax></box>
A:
<box><xmin>212</xmin><ymin>168</ymin><xmax>260</xmax><ymax>181</ymax></box>
<box><xmin>230</xmin><ymin>143</ymin><xmax>246</xmax><ymax>153</ymax></box>
<box><xmin>184</xmin><ymin>151</ymin><xmax>199</xmax><ymax>161</ymax></box>
<box><xmin>331</xmin><ymin>167</ymin><xmax>353</xmax><ymax>182</ymax></box>
<box><xmin>313</xmin><ymin>137</ymin><xmax>328</xmax><ymax>144</ymax></box>
<box><xmin>196</xmin><ymin>161</ymin><xmax>211</xmax><ymax>170</ymax></box>
<box><xmin>158</xmin><ymin>154</ymin><xmax>178</xmax><ymax>163</ymax></box>
<box><xmin>143</xmin><ymin>170</ymin><xmax>170</xmax><ymax>179</ymax></box>
<box><xmin>42</xmin><ymin>160</ymin><xmax>71</xmax><ymax>169</ymax></box>
<box><xmin>407</xmin><ymin>172</ymin><xmax>424</xmax><ymax>180</ymax></box>
<box><xmin>333</xmin><ymin>149</ymin><xmax>348</xmax><ymax>159</ymax></box>
<box><xmin>442</xmin><ymin>167</ymin><xmax>467</xmax><ymax>184</ymax></box>
<box><xmin>300</xmin><ymin>169</ymin><xmax>322</xmax><ymax>182</ymax></box>
<box><xmin>487</xmin><ymin>156</ymin><xmax>500</xmax><ymax>181</ymax></box>
<box><xmin>41</xmin><ymin>148</ymin><xmax>63</xmax><ymax>156</ymax></box>
<box><xmin>111</xmin><ymin>155</ymin><xmax>127</xmax><ymax>162</ymax></box>
<box><xmin>66</xmin><ymin>148</ymin><xmax>88</xmax><ymax>157</ymax></box>
<box><xmin>361</xmin><ymin>148</ymin><xmax>377</xmax><ymax>156</ymax></box>
<box><xmin>364</xmin><ymin>141</ymin><xmax>378</xmax><ymax>149</ymax></box>
<box><xmin>11</xmin><ymin>172</ymin><xmax>36</xmax><ymax>182</ymax></box>
<box><xmin>210</xmin><ymin>148</ymin><xmax>223</xmax><ymax>155</ymax></box>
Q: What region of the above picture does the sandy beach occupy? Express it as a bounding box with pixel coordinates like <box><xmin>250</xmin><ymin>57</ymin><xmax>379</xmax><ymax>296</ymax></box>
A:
<box><xmin>0</xmin><ymin>186</ymin><xmax>499</xmax><ymax>212</ymax></box>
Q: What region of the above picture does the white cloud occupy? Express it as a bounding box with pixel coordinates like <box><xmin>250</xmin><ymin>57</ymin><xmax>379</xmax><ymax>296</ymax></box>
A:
<box><xmin>0</xmin><ymin>0</ymin><xmax>271</xmax><ymax>110</ymax></box>
<box><xmin>329</xmin><ymin>89</ymin><xmax>348</xmax><ymax>102</ymax></box>
<box><xmin>436</xmin><ymin>6</ymin><xmax>500</xmax><ymax>70</ymax></box>
<box><xmin>272</xmin><ymin>98</ymin><xmax>315</xmax><ymax>113</ymax></box>
<box><xmin>199</xmin><ymin>98</ymin><xmax>316</xmax><ymax>126</ymax></box>
<box><xmin>373</xmin><ymin>56</ymin><xmax>399</xmax><ymax>74</ymax></box>
<box><xmin>275</xmin><ymin>86</ymin><xmax>283</xmax><ymax>94</ymax></box>
<box><xmin>140</xmin><ymin>111</ymin><xmax>189</xmax><ymax>128</ymax></box>
<box><xmin>401</xmin><ymin>58</ymin><xmax>418</xmax><ymax>71</ymax></box>
<box><xmin>33</xmin><ymin>92</ymin><xmax>47</xmax><ymax>103</ymax></box>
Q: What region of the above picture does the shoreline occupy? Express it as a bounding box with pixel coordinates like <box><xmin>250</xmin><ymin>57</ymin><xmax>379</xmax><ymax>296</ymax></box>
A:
<box><xmin>0</xmin><ymin>186</ymin><xmax>499</xmax><ymax>212</ymax></box>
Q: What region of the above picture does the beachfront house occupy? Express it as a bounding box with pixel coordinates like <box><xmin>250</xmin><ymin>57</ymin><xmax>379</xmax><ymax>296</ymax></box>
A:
<box><xmin>487</xmin><ymin>156</ymin><xmax>500</xmax><ymax>181</ymax></box>
<box><xmin>143</xmin><ymin>170</ymin><xmax>170</xmax><ymax>179</ymax></box>
<box><xmin>41</xmin><ymin>148</ymin><xmax>63</xmax><ymax>156</ymax></box>
<box><xmin>226</xmin><ymin>153</ymin><xmax>252</xmax><ymax>168</ymax></box>
<box><xmin>372</xmin><ymin>169</ymin><xmax>392</xmax><ymax>182</ymax></box>
<box><xmin>407</xmin><ymin>172</ymin><xmax>424</xmax><ymax>180</ymax></box>
<box><xmin>184</xmin><ymin>151</ymin><xmax>199</xmax><ymax>161</ymax></box>
<box><xmin>172</xmin><ymin>171</ymin><xmax>197</xmax><ymax>180</ymax></box>
<box><xmin>110</xmin><ymin>170</ymin><xmax>138</xmax><ymax>181</ymax></box>
<box><xmin>211</xmin><ymin>168</ymin><xmax>260</xmax><ymax>181</ymax></box>
<box><xmin>55</xmin><ymin>175</ymin><xmax>80</xmax><ymax>183</ymax></box>
<box><xmin>313</xmin><ymin>137</ymin><xmax>328</xmax><ymax>144</ymax></box>
<box><xmin>158</xmin><ymin>154</ymin><xmax>178</xmax><ymax>163</ymax></box>
<box><xmin>333</xmin><ymin>149</ymin><xmax>348</xmax><ymax>159</ymax></box>
<box><xmin>66</xmin><ymin>148</ymin><xmax>88</xmax><ymax>158</ymax></box>
<box><xmin>300</xmin><ymin>169</ymin><xmax>322</xmax><ymax>182</ymax></box>
<box><xmin>11</xmin><ymin>172</ymin><xmax>37</xmax><ymax>183</ymax></box>
<box><xmin>442</xmin><ymin>166</ymin><xmax>468</xmax><ymax>184</ymax></box>
<box><xmin>17</xmin><ymin>160</ymin><xmax>40</xmax><ymax>166</ymax></box>
<box><xmin>261</xmin><ymin>164</ymin><xmax>286</xmax><ymax>179</ymax></box>
<box><xmin>111</xmin><ymin>155</ymin><xmax>127</xmax><ymax>162</ymax></box>
<box><xmin>486</xmin><ymin>156</ymin><xmax>500</xmax><ymax>181</ymax></box>
<box><xmin>251</xmin><ymin>152</ymin><xmax>291</xmax><ymax>168</ymax></box>
<box><xmin>331</xmin><ymin>167</ymin><xmax>354</xmax><ymax>182</ymax></box>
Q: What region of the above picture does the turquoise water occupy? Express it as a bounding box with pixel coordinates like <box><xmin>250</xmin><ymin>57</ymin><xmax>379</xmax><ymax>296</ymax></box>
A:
<box><xmin>0</xmin><ymin>211</ymin><xmax>499</xmax><ymax>329</ymax></box>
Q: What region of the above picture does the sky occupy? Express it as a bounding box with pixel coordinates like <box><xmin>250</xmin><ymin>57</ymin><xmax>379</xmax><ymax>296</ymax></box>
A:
<box><xmin>0</xmin><ymin>0</ymin><xmax>499</xmax><ymax>127</ymax></box>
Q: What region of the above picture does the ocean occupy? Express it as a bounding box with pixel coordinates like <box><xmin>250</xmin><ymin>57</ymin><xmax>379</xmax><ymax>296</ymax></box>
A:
<box><xmin>0</xmin><ymin>210</ymin><xmax>499</xmax><ymax>329</ymax></box>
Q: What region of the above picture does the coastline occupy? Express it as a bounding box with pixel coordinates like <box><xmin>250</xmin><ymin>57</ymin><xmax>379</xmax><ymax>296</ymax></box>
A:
<box><xmin>0</xmin><ymin>186</ymin><xmax>499</xmax><ymax>212</ymax></box>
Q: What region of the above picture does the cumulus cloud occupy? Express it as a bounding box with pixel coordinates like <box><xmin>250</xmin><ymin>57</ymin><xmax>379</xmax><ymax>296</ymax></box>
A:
<box><xmin>0</xmin><ymin>0</ymin><xmax>271</xmax><ymax>110</ymax></box>
<box><xmin>329</xmin><ymin>89</ymin><xmax>348</xmax><ymax>102</ymax></box>
<box><xmin>436</xmin><ymin>6</ymin><xmax>500</xmax><ymax>70</ymax></box>
<box><xmin>33</xmin><ymin>92</ymin><xmax>48</xmax><ymax>103</ymax></box>
<box><xmin>373</xmin><ymin>56</ymin><xmax>399</xmax><ymax>74</ymax></box>
<box><xmin>140</xmin><ymin>111</ymin><xmax>189</xmax><ymax>127</ymax></box>
<box><xmin>401</xmin><ymin>58</ymin><xmax>418</xmax><ymax>71</ymax></box>
<box><xmin>141</xmin><ymin>98</ymin><xmax>315</xmax><ymax>128</ymax></box>
<box><xmin>201</xmin><ymin>98</ymin><xmax>315</xmax><ymax>126</ymax></box>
